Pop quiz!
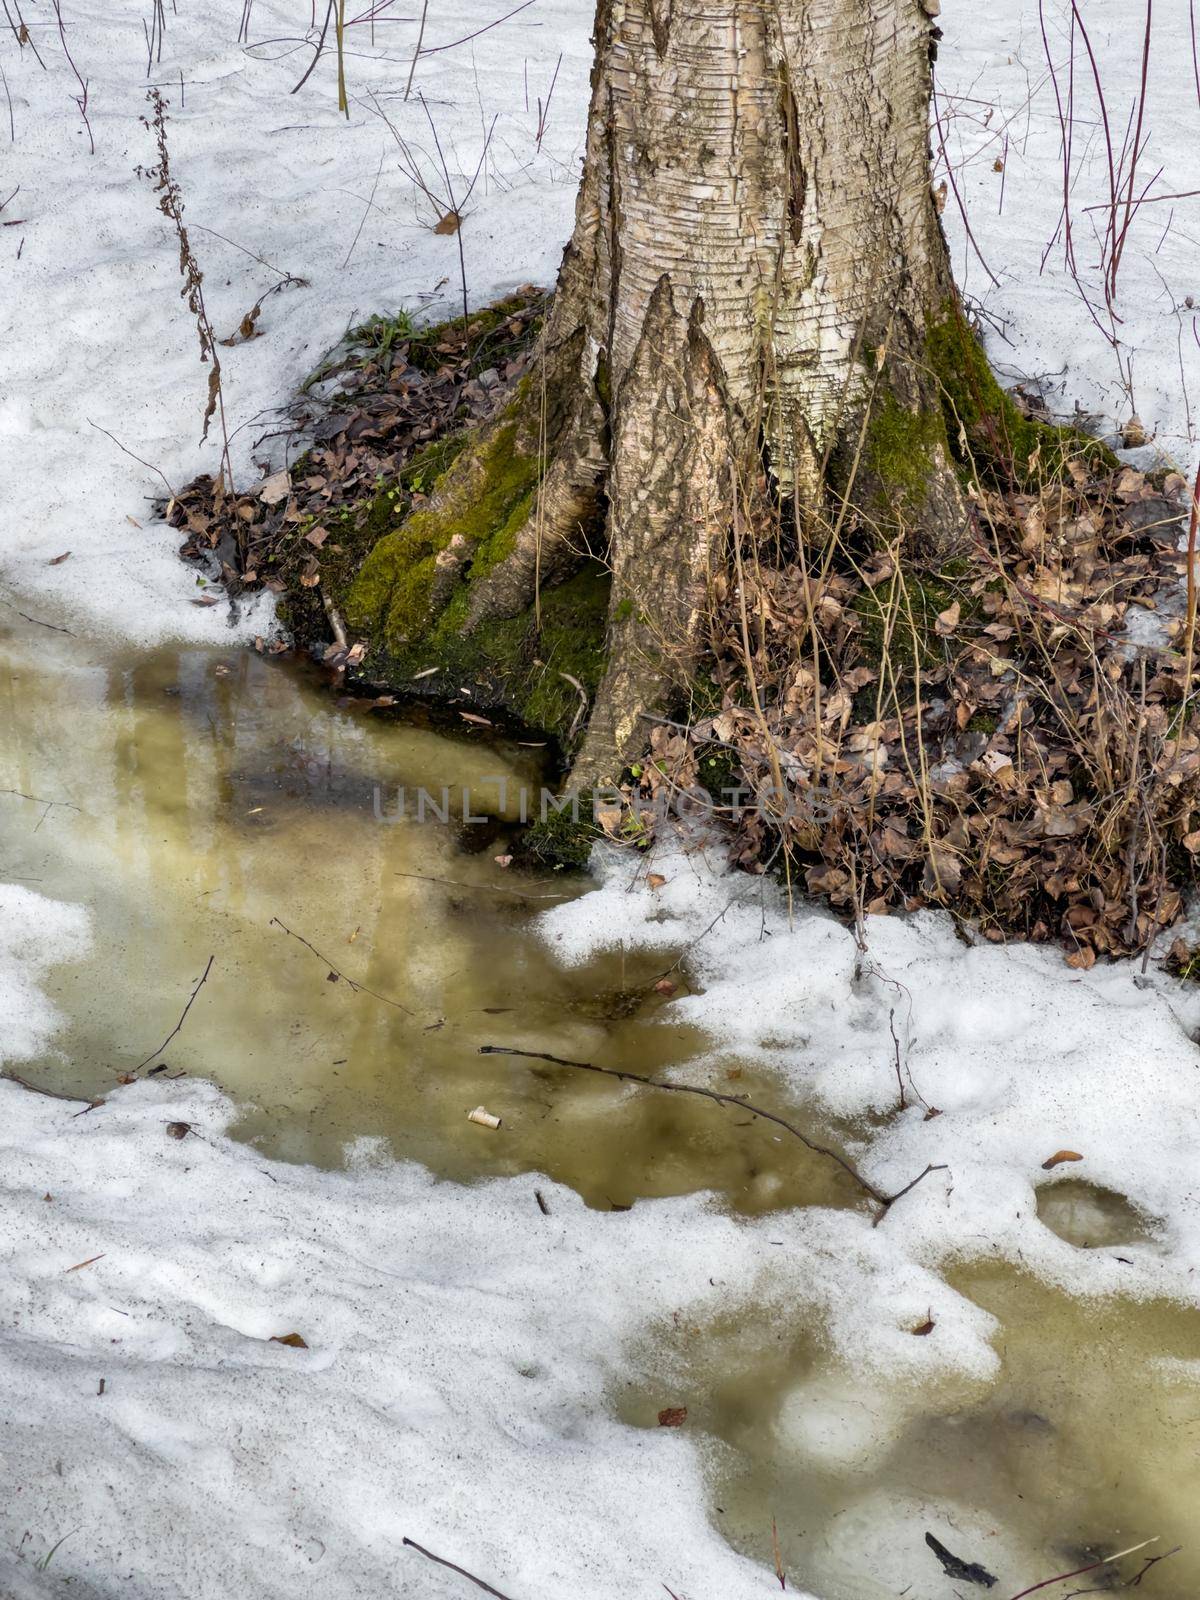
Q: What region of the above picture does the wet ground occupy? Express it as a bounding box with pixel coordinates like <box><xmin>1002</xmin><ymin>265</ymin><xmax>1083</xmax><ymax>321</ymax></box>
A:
<box><xmin>3</xmin><ymin>624</ymin><xmax>1197</xmax><ymax>1597</ymax></box>
<box><xmin>0</xmin><ymin>629</ymin><xmax>855</xmax><ymax>1213</ymax></box>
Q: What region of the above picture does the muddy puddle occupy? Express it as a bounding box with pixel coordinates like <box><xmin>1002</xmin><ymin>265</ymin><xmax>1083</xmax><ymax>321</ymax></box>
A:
<box><xmin>0</xmin><ymin>628</ymin><xmax>855</xmax><ymax>1214</ymax></box>
<box><xmin>618</xmin><ymin>1265</ymin><xmax>1200</xmax><ymax>1597</ymax></box>
<box><xmin>5</xmin><ymin>624</ymin><xmax>1197</xmax><ymax>1596</ymax></box>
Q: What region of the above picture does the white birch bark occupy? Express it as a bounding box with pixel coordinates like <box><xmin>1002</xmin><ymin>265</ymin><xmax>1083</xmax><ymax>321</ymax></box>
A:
<box><xmin>434</xmin><ymin>0</ymin><xmax>961</xmax><ymax>778</ymax></box>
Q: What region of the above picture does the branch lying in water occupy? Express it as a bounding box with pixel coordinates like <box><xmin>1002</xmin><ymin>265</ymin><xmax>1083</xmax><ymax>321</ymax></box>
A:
<box><xmin>132</xmin><ymin>954</ymin><xmax>215</xmax><ymax>1072</ymax></box>
<box><xmin>478</xmin><ymin>1046</ymin><xmax>946</xmax><ymax>1210</ymax></box>
<box><xmin>1005</xmin><ymin>1537</ymin><xmax>1165</xmax><ymax>1600</ymax></box>
<box><xmin>1</xmin><ymin>1071</ymin><xmax>102</xmax><ymax>1111</ymax></box>
<box><xmin>269</xmin><ymin>917</ymin><xmax>414</xmax><ymax>1015</ymax></box>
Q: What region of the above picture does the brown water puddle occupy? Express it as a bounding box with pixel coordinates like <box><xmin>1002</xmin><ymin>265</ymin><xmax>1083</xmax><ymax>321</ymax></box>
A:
<box><xmin>0</xmin><ymin>630</ymin><xmax>855</xmax><ymax>1213</ymax></box>
<box><xmin>618</xmin><ymin>1265</ymin><xmax>1200</xmax><ymax>1597</ymax></box>
<box><xmin>7</xmin><ymin>627</ymin><xmax>1196</xmax><ymax>1599</ymax></box>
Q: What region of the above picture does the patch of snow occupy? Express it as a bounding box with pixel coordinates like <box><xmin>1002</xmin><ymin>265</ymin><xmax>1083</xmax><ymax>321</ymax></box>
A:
<box><xmin>0</xmin><ymin>0</ymin><xmax>592</xmax><ymax>643</ymax></box>
<box><xmin>540</xmin><ymin>840</ymin><xmax>1200</xmax><ymax>1303</ymax></box>
<box><xmin>939</xmin><ymin>0</ymin><xmax>1200</xmax><ymax>469</ymax></box>
<box><xmin>0</xmin><ymin>1069</ymin><xmax>1002</xmax><ymax>1599</ymax></box>
<box><xmin>0</xmin><ymin>886</ymin><xmax>90</xmax><ymax>1062</ymax></box>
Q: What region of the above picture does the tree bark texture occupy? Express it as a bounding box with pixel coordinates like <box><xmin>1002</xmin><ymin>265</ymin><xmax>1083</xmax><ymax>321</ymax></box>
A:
<box><xmin>363</xmin><ymin>0</ymin><xmax>963</xmax><ymax>782</ymax></box>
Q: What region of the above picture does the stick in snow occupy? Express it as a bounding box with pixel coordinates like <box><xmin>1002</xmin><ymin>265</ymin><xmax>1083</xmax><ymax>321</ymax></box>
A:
<box><xmin>402</xmin><ymin>1536</ymin><xmax>518</xmax><ymax>1600</ymax></box>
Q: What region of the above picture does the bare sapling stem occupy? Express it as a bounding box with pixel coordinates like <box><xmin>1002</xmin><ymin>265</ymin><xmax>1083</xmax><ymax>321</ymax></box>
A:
<box><xmin>50</xmin><ymin>0</ymin><xmax>93</xmax><ymax>153</ymax></box>
<box><xmin>404</xmin><ymin>0</ymin><xmax>428</xmax><ymax>100</ymax></box>
<box><xmin>334</xmin><ymin>0</ymin><xmax>348</xmax><ymax>116</ymax></box>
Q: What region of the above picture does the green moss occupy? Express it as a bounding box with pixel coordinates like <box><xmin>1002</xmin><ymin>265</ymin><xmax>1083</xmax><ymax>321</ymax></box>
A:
<box><xmin>404</xmin><ymin>293</ymin><xmax>546</xmax><ymax>377</ymax></box>
<box><xmin>354</xmin><ymin>561</ymin><xmax>611</xmax><ymax>748</ymax></box>
<box><xmin>863</xmin><ymin>390</ymin><xmax>947</xmax><ymax>517</ymax></box>
<box><xmin>518</xmin><ymin>796</ymin><xmax>598</xmax><ymax>871</ymax></box>
<box><xmin>696</xmin><ymin>745</ymin><xmax>741</xmax><ymax>804</ymax></box>
<box><xmin>853</xmin><ymin>568</ymin><xmax>971</xmax><ymax>673</ymax></box>
<box><xmin>343</xmin><ymin>412</ymin><xmax>540</xmax><ymax>649</ymax></box>
<box><xmin>398</xmin><ymin>432</ymin><xmax>468</xmax><ymax>494</ymax></box>
<box><xmin>927</xmin><ymin>308</ymin><xmax>1115</xmax><ymax>483</ymax></box>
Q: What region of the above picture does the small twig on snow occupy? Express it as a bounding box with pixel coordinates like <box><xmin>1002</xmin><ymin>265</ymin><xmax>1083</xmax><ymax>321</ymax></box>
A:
<box><xmin>402</xmin><ymin>1536</ymin><xmax>518</xmax><ymax>1600</ymax></box>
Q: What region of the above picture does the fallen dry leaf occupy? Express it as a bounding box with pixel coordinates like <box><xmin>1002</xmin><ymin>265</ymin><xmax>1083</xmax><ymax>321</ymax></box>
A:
<box><xmin>258</xmin><ymin>469</ymin><xmax>291</xmax><ymax>506</ymax></box>
<box><xmin>935</xmin><ymin>600</ymin><xmax>961</xmax><ymax>636</ymax></box>
<box><xmin>1042</xmin><ymin>1149</ymin><xmax>1084</xmax><ymax>1170</ymax></box>
<box><xmin>433</xmin><ymin>209</ymin><xmax>462</xmax><ymax>235</ymax></box>
<box><xmin>647</xmin><ymin>873</ymin><xmax>667</xmax><ymax>890</ymax></box>
<box><xmin>47</xmin><ymin>551</ymin><xmax>71</xmax><ymax>565</ymax></box>
<box><xmin>270</xmin><ymin>1332</ymin><xmax>309</xmax><ymax>1349</ymax></box>
<box><xmin>656</xmin><ymin>1406</ymin><xmax>688</xmax><ymax>1428</ymax></box>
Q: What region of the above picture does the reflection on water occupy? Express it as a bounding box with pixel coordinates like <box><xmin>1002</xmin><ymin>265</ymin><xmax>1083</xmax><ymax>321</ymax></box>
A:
<box><xmin>0</xmin><ymin>629</ymin><xmax>855</xmax><ymax>1213</ymax></box>
<box><xmin>1037</xmin><ymin>1179</ymin><xmax>1157</xmax><ymax>1250</ymax></box>
<box><xmin>619</xmin><ymin>1266</ymin><xmax>1200</xmax><ymax>1597</ymax></box>
<box><xmin>6</xmin><ymin>625</ymin><xmax>1198</xmax><ymax>1597</ymax></box>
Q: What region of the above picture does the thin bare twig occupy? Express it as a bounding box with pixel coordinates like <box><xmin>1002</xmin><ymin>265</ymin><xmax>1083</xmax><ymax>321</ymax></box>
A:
<box><xmin>402</xmin><ymin>1537</ymin><xmax>517</xmax><ymax>1600</ymax></box>
<box><xmin>1</xmin><ymin>1071</ymin><xmax>98</xmax><ymax>1107</ymax></box>
<box><xmin>269</xmin><ymin>916</ymin><xmax>414</xmax><ymax>1014</ymax></box>
<box><xmin>87</xmin><ymin>419</ymin><xmax>179</xmax><ymax>499</ymax></box>
<box><xmin>0</xmin><ymin>595</ymin><xmax>75</xmax><ymax>636</ymax></box>
<box><xmin>478</xmin><ymin>1046</ymin><xmax>947</xmax><ymax>1209</ymax></box>
<box><xmin>132</xmin><ymin>955</ymin><xmax>215</xmax><ymax>1072</ymax></box>
<box><xmin>392</xmin><ymin>870</ymin><xmax>572</xmax><ymax>902</ymax></box>
<box><xmin>1007</xmin><ymin>1538</ymin><xmax>1159</xmax><ymax>1600</ymax></box>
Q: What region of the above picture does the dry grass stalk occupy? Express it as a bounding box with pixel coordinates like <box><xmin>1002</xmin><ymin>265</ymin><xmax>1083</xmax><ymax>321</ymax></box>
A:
<box><xmin>141</xmin><ymin>90</ymin><xmax>232</xmax><ymax>495</ymax></box>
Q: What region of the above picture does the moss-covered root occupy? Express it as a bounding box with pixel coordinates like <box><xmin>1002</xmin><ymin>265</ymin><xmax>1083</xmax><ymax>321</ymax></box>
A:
<box><xmin>926</xmin><ymin>304</ymin><xmax>1116</xmax><ymax>483</ymax></box>
<box><xmin>851</xmin><ymin>302</ymin><xmax>1115</xmax><ymax>557</ymax></box>
<box><xmin>344</xmin><ymin>402</ymin><xmax>541</xmax><ymax>651</ymax></box>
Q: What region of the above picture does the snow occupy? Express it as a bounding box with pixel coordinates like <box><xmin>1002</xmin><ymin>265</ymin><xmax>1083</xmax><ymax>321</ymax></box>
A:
<box><xmin>5</xmin><ymin>0</ymin><xmax>1200</xmax><ymax>1594</ymax></box>
<box><xmin>7</xmin><ymin>842</ymin><xmax>1200</xmax><ymax>1593</ymax></box>
<box><xmin>0</xmin><ymin>0</ymin><xmax>592</xmax><ymax>642</ymax></box>
<box><xmin>0</xmin><ymin>887</ymin><xmax>90</xmax><ymax>1064</ymax></box>
<box><xmin>541</xmin><ymin>839</ymin><xmax>1200</xmax><ymax>1301</ymax></box>
<box><xmin>0</xmin><ymin>1056</ymin><xmax>994</xmax><ymax>1599</ymax></box>
<box><xmin>938</xmin><ymin>0</ymin><xmax>1200</xmax><ymax>468</ymax></box>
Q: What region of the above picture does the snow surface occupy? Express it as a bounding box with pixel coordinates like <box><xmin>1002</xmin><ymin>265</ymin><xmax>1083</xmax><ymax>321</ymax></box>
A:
<box><xmin>541</xmin><ymin>839</ymin><xmax>1200</xmax><ymax>1301</ymax></box>
<box><xmin>0</xmin><ymin>0</ymin><xmax>593</xmax><ymax>641</ymax></box>
<box><xmin>938</xmin><ymin>0</ymin><xmax>1200</xmax><ymax>466</ymax></box>
<box><xmin>5</xmin><ymin>0</ymin><xmax>1200</xmax><ymax>1595</ymax></box>
<box><xmin>2</xmin><ymin>0</ymin><xmax>1196</xmax><ymax>643</ymax></box>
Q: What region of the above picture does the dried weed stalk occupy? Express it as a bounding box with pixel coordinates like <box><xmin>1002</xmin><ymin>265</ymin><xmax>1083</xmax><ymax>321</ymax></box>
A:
<box><xmin>140</xmin><ymin>90</ymin><xmax>232</xmax><ymax>494</ymax></box>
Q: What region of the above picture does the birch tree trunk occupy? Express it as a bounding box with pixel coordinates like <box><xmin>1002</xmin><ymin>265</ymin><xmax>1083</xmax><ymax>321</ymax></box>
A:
<box><xmin>354</xmin><ymin>0</ymin><xmax>965</xmax><ymax>784</ymax></box>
